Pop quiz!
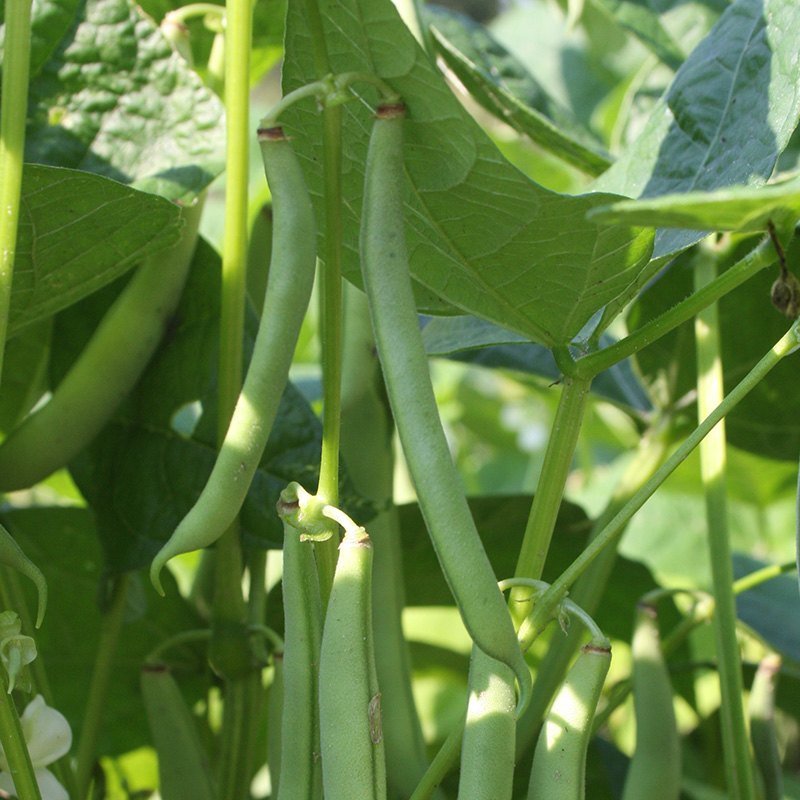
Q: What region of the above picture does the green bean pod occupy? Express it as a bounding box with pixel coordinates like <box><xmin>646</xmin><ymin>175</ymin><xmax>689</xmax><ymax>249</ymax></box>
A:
<box><xmin>318</xmin><ymin>527</ymin><xmax>386</xmax><ymax>800</ymax></box>
<box><xmin>748</xmin><ymin>653</ymin><xmax>783</xmax><ymax>800</ymax></box>
<box><xmin>359</xmin><ymin>102</ymin><xmax>530</xmax><ymax>710</ymax></box>
<box><xmin>621</xmin><ymin>603</ymin><xmax>680</xmax><ymax>800</ymax></box>
<box><xmin>277</xmin><ymin>519</ymin><xmax>323</xmax><ymax>800</ymax></box>
<box><xmin>457</xmin><ymin>648</ymin><xmax>516</xmax><ymax>800</ymax></box>
<box><xmin>527</xmin><ymin>641</ymin><xmax>611</xmax><ymax>800</ymax></box>
<box><xmin>140</xmin><ymin>662</ymin><xmax>216</xmax><ymax>800</ymax></box>
<box><xmin>150</xmin><ymin>127</ymin><xmax>316</xmax><ymax>593</ymax></box>
<box><xmin>0</xmin><ymin>200</ymin><xmax>203</xmax><ymax>492</ymax></box>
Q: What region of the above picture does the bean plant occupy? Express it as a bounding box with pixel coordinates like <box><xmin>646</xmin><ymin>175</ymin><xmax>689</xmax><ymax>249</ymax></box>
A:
<box><xmin>0</xmin><ymin>0</ymin><xmax>799</xmax><ymax>798</ymax></box>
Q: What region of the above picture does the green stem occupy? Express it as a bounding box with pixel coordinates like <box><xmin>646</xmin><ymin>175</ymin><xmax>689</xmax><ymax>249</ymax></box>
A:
<box><xmin>511</xmin><ymin>375</ymin><xmax>590</xmax><ymax>609</ymax></box>
<box><xmin>0</xmin><ymin>675</ymin><xmax>41</xmax><ymax>800</ymax></box>
<box><xmin>523</xmin><ymin>318</ymin><xmax>800</xmax><ymax>638</ymax></box>
<box><xmin>211</xmin><ymin>0</ymin><xmax>252</xmax><ymax>793</ymax></box>
<box><xmin>693</xmin><ymin>250</ymin><xmax>756</xmax><ymax>800</ymax></box>
<box><xmin>165</xmin><ymin>2</ymin><xmax>224</xmax><ymax>24</ymax></box>
<box><xmin>573</xmin><ymin>238</ymin><xmax>775</xmax><ymax>379</ymax></box>
<box><xmin>515</xmin><ymin>421</ymin><xmax>672</xmax><ymax>758</ymax></box>
<box><xmin>75</xmin><ymin>574</ymin><xmax>131</xmax><ymax>799</ymax></box>
<box><xmin>0</xmin><ymin>0</ymin><xmax>33</xmax><ymax>384</ymax></box>
<box><xmin>314</xmin><ymin>101</ymin><xmax>345</xmax><ymax>609</ymax></box>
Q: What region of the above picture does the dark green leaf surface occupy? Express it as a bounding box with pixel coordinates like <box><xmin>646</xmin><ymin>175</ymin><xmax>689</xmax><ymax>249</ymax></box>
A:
<box><xmin>422</xmin><ymin>315</ymin><xmax>652</xmax><ymax>412</ymax></box>
<box><xmin>8</xmin><ymin>0</ymin><xmax>226</xmax><ymax>202</ymax></box>
<box><xmin>0</xmin><ymin>321</ymin><xmax>51</xmax><ymax>434</ymax></box>
<box><xmin>593</xmin><ymin>0</ymin><xmax>800</xmax><ymax>259</ymax></box>
<box><xmin>59</xmin><ymin>240</ymin><xmax>325</xmax><ymax>573</ymax></box>
<box><xmin>425</xmin><ymin>7</ymin><xmax>611</xmax><ymax>175</ymax></box>
<box><xmin>0</xmin><ymin>506</ymin><xmax>206</xmax><ymax>756</ymax></box>
<box><xmin>283</xmin><ymin>0</ymin><xmax>653</xmax><ymax>347</ymax></box>
<box><xmin>11</xmin><ymin>165</ymin><xmax>181</xmax><ymax>336</ymax></box>
<box><xmin>590</xmin><ymin>177</ymin><xmax>800</xmax><ymax>232</ymax></box>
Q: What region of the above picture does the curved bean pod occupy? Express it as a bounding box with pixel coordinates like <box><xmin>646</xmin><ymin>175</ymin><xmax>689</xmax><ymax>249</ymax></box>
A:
<box><xmin>276</xmin><ymin>518</ymin><xmax>323</xmax><ymax>800</ymax></box>
<box><xmin>0</xmin><ymin>522</ymin><xmax>46</xmax><ymax>627</ymax></box>
<box><xmin>140</xmin><ymin>662</ymin><xmax>216</xmax><ymax>800</ymax></box>
<box><xmin>150</xmin><ymin>128</ymin><xmax>316</xmax><ymax>593</ymax></box>
<box><xmin>748</xmin><ymin>653</ymin><xmax>783</xmax><ymax>800</ymax></box>
<box><xmin>318</xmin><ymin>525</ymin><xmax>386</xmax><ymax>800</ymax></box>
<box><xmin>621</xmin><ymin>603</ymin><xmax>680</xmax><ymax>800</ymax></box>
<box><xmin>528</xmin><ymin>641</ymin><xmax>611</xmax><ymax>800</ymax></box>
<box><xmin>359</xmin><ymin>102</ymin><xmax>531</xmax><ymax>710</ymax></box>
<box><xmin>457</xmin><ymin>648</ymin><xmax>516</xmax><ymax>800</ymax></box>
<box><xmin>0</xmin><ymin>200</ymin><xmax>203</xmax><ymax>492</ymax></box>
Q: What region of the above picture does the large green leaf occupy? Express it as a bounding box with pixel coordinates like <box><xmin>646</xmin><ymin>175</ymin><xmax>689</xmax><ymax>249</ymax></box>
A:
<box><xmin>424</xmin><ymin>7</ymin><xmax>612</xmax><ymax>176</ymax></box>
<box><xmin>282</xmin><ymin>0</ymin><xmax>653</xmax><ymax>347</ymax></box>
<box><xmin>58</xmin><ymin>240</ymin><xmax>327</xmax><ymax>573</ymax></box>
<box><xmin>0</xmin><ymin>506</ymin><xmax>207</xmax><ymax>756</ymax></box>
<box><xmin>593</xmin><ymin>0</ymin><xmax>800</xmax><ymax>259</ymax></box>
<box><xmin>589</xmin><ymin>176</ymin><xmax>800</xmax><ymax>232</ymax></box>
<box><xmin>3</xmin><ymin>0</ymin><xmax>226</xmax><ymax>202</ymax></box>
<box><xmin>11</xmin><ymin>165</ymin><xmax>181</xmax><ymax>337</ymax></box>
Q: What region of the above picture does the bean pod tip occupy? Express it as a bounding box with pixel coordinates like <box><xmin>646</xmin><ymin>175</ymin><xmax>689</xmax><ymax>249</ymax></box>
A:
<box><xmin>257</xmin><ymin>125</ymin><xmax>287</xmax><ymax>142</ymax></box>
<box><xmin>375</xmin><ymin>102</ymin><xmax>406</xmax><ymax>120</ymax></box>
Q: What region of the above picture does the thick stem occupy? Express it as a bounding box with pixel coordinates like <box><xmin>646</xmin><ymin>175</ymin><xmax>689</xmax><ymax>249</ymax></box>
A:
<box><xmin>693</xmin><ymin>250</ymin><xmax>756</xmax><ymax>800</ymax></box>
<box><xmin>212</xmin><ymin>0</ymin><xmax>253</xmax><ymax>792</ymax></box>
<box><xmin>75</xmin><ymin>574</ymin><xmax>131</xmax><ymax>799</ymax></box>
<box><xmin>314</xmin><ymin>102</ymin><xmax>345</xmax><ymax>609</ymax></box>
<box><xmin>523</xmin><ymin>319</ymin><xmax>800</xmax><ymax>637</ymax></box>
<box><xmin>0</xmin><ymin>0</ymin><xmax>32</xmax><ymax>384</ymax></box>
<box><xmin>573</xmin><ymin>238</ymin><xmax>775</xmax><ymax>379</ymax></box>
<box><xmin>0</xmin><ymin>675</ymin><xmax>41</xmax><ymax>800</ymax></box>
<box><xmin>511</xmin><ymin>375</ymin><xmax>590</xmax><ymax>610</ymax></box>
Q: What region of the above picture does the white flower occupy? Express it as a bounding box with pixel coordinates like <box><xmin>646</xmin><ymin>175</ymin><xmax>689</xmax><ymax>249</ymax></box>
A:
<box><xmin>0</xmin><ymin>695</ymin><xmax>72</xmax><ymax>800</ymax></box>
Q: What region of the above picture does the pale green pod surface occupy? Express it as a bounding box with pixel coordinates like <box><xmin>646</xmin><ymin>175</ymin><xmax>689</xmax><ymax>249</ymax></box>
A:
<box><xmin>0</xmin><ymin>200</ymin><xmax>203</xmax><ymax>492</ymax></box>
<box><xmin>457</xmin><ymin>647</ymin><xmax>516</xmax><ymax>800</ymax></box>
<box><xmin>621</xmin><ymin>604</ymin><xmax>680</xmax><ymax>800</ymax></box>
<box><xmin>359</xmin><ymin>103</ymin><xmax>530</xmax><ymax>710</ymax></box>
<box><xmin>319</xmin><ymin>531</ymin><xmax>387</xmax><ymax>800</ymax></box>
<box><xmin>277</xmin><ymin>520</ymin><xmax>323</xmax><ymax>800</ymax></box>
<box><xmin>150</xmin><ymin>129</ymin><xmax>316</xmax><ymax>593</ymax></box>
<box><xmin>528</xmin><ymin>642</ymin><xmax>611</xmax><ymax>800</ymax></box>
<box><xmin>748</xmin><ymin>653</ymin><xmax>783</xmax><ymax>800</ymax></box>
<box><xmin>140</xmin><ymin>662</ymin><xmax>216</xmax><ymax>800</ymax></box>
<box><xmin>267</xmin><ymin>653</ymin><xmax>284</xmax><ymax>797</ymax></box>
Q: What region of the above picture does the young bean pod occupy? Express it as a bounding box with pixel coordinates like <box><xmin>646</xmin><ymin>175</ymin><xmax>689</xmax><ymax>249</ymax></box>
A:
<box><xmin>748</xmin><ymin>653</ymin><xmax>783</xmax><ymax>800</ymax></box>
<box><xmin>0</xmin><ymin>522</ymin><xmax>46</xmax><ymax>627</ymax></box>
<box><xmin>457</xmin><ymin>649</ymin><xmax>516</xmax><ymax>800</ymax></box>
<box><xmin>150</xmin><ymin>128</ymin><xmax>316</xmax><ymax>593</ymax></box>
<box><xmin>318</xmin><ymin>522</ymin><xmax>386</xmax><ymax>800</ymax></box>
<box><xmin>0</xmin><ymin>200</ymin><xmax>203</xmax><ymax>492</ymax></box>
<box><xmin>276</xmin><ymin>516</ymin><xmax>323</xmax><ymax>800</ymax></box>
<box><xmin>528</xmin><ymin>641</ymin><xmax>611</xmax><ymax>800</ymax></box>
<box><xmin>621</xmin><ymin>602</ymin><xmax>680</xmax><ymax>800</ymax></box>
<box><xmin>140</xmin><ymin>662</ymin><xmax>216</xmax><ymax>800</ymax></box>
<box><xmin>359</xmin><ymin>102</ymin><xmax>531</xmax><ymax>710</ymax></box>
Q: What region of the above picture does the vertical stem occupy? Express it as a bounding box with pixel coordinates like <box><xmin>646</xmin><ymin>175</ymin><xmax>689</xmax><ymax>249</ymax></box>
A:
<box><xmin>512</xmin><ymin>375</ymin><xmax>590</xmax><ymax>606</ymax></box>
<box><xmin>0</xmin><ymin>674</ymin><xmax>41</xmax><ymax>800</ymax></box>
<box><xmin>0</xmin><ymin>0</ymin><xmax>33</xmax><ymax>383</ymax></box>
<box><xmin>314</xmin><ymin>102</ymin><xmax>345</xmax><ymax>608</ymax></box>
<box><xmin>693</xmin><ymin>249</ymin><xmax>757</xmax><ymax>800</ymax></box>
<box><xmin>75</xmin><ymin>574</ymin><xmax>131</xmax><ymax>799</ymax></box>
<box><xmin>212</xmin><ymin>0</ymin><xmax>253</xmax><ymax>794</ymax></box>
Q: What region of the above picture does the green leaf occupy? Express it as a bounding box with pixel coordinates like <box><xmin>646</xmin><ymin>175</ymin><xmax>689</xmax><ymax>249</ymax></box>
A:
<box><xmin>0</xmin><ymin>506</ymin><xmax>207</xmax><ymax>756</ymax></box>
<box><xmin>424</xmin><ymin>7</ymin><xmax>612</xmax><ymax>176</ymax></box>
<box><xmin>593</xmin><ymin>0</ymin><xmax>800</xmax><ymax>259</ymax></box>
<box><xmin>591</xmin><ymin>0</ymin><xmax>685</xmax><ymax>69</ymax></box>
<box><xmin>10</xmin><ymin>0</ymin><xmax>226</xmax><ymax>202</ymax></box>
<box><xmin>0</xmin><ymin>321</ymin><xmax>51</xmax><ymax>434</ymax></box>
<box><xmin>422</xmin><ymin>315</ymin><xmax>652</xmax><ymax>413</ymax></box>
<box><xmin>590</xmin><ymin>176</ymin><xmax>800</xmax><ymax>233</ymax></box>
<box><xmin>49</xmin><ymin>239</ymin><xmax>326</xmax><ymax>572</ymax></box>
<box><xmin>283</xmin><ymin>0</ymin><xmax>653</xmax><ymax>347</ymax></box>
<box><xmin>11</xmin><ymin>165</ymin><xmax>182</xmax><ymax>336</ymax></box>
